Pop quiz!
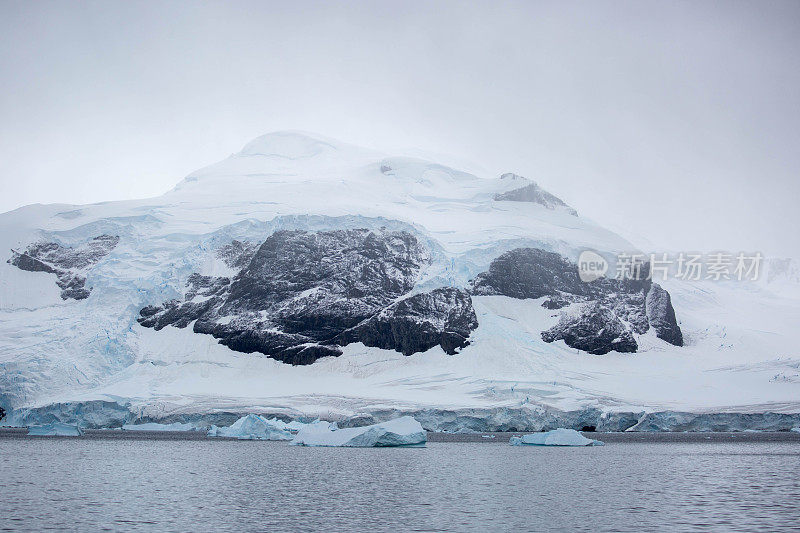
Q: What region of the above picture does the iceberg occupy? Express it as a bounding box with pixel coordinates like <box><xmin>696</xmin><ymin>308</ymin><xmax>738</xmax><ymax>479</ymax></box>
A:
<box><xmin>290</xmin><ymin>416</ymin><xmax>426</xmax><ymax>447</ymax></box>
<box><xmin>791</xmin><ymin>427</ymin><xmax>800</xmax><ymax>433</ymax></box>
<box><xmin>285</xmin><ymin>419</ymin><xmax>338</xmax><ymax>432</ymax></box>
<box><xmin>206</xmin><ymin>414</ymin><xmax>293</xmax><ymax>440</ymax></box>
<box><xmin>27</xmin><ymin>423</ymin><xmax>84</xmax><ymax>437</ymax></box>
<box><xmin>509</xmin><ymin>428</ymin><xmax>604</xmax><ymax>447</ymax></box>
<box><xmin>122</xmin><ymin>422</ymin><xmax>201</xmax><ymax>432</ymax></box>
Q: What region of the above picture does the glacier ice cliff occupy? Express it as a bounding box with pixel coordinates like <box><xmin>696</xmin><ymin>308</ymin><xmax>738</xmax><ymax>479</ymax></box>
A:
<box><xmin>7</xmin><ymin>400</ymin><xmax>800</xmax><ymax>433</ymax></box>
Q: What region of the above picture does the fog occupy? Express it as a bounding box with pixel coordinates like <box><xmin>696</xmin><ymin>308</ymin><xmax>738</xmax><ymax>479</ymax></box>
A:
<box><xmin>1</xmin><ymin>0</ymin><xmax>798</xmax><ymax>256</ymax></box>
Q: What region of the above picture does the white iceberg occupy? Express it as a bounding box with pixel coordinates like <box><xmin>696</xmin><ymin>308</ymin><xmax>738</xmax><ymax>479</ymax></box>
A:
<box><xmin>791</xmin><ymin>427</ymin><xmax>800</xmax><ymax>433</ymax></box>
<box><xmin>27</xmin><ymin>423</ymin><xmax>84</xmax><ymax>436</ymax></box>
<box><xmin>290</xmin><ymin>416</ymin><xmax>426</xmax><ymax>447</ymax></box>
<box><xmin>207</xmin><ymin>414</ymin><xmax>293</xmax><ymax>440</ymax></box>
<box><xmin>509</xmin><ymin>428</ymin><xmax>604</xmax><ymax>447</ymax></box>
<box><xmin>122</xmin><ymin>422</ymin><xmax>201</xmax><ymax>432</ymax></box>
<box><xmin>285</xmin><ymin>419</ymin><xmax>338</xmax><ymax>433</ymax></box>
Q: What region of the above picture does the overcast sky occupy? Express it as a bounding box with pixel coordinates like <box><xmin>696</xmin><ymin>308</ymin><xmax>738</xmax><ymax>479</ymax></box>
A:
<box><xmin>1</xmin><ymin>0</ymin><xmax>798</xmax><ymax>257</ymax></box>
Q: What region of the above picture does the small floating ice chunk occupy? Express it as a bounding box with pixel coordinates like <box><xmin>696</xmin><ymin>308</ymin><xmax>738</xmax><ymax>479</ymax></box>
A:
<box><xmin>290</xmin><ymin>416</ymin><xmax>426</xmax><ymax>447</ymax></box>
<box><xmin>27</xmin><ymin>423</ymin><xmax>84</xmax><ymax>437</ymax></box>
<box><xmin>207</xmin><ymin>414</ymin><xmax>292</xmax><ymax>440</ymax></box>
<box><xmin>509</xmin><ymin>428</ymin><xmax>604</xmax><ymax>447</ymax></box>
<box><xmin>122</xmin><ymin>422</ymin><xmax>200</xmax><ymax>432</ymax></box>
<box><xmin>791</xmin><ymin>427</ymin><xmax>800</xmax><ymax>433</ymax></box>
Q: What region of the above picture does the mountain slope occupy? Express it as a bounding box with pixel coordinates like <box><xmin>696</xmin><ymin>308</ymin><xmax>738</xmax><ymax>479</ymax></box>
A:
<box><xmin>1</xmin><ymin>131</ymin><xmax>798</xmax><ymax>428</ymax></box>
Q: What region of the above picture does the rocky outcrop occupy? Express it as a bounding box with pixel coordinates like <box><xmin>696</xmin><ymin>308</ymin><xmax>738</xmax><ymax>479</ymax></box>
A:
<box><xmin>139</xmin><ymin>229</ymin><xmax>480</xmax><ymax>364</ymax></box>
<box><xmin>645</xmin><ymin>284</ymin><xmax>684</xmax><ymax>346</ymax></box>
<box><xmin>334</xmin><ymin>287</ymin><xmax>478</xmax><ymax>355</ymax></box>
<box><xmin>215</xmin><ymin>240</ymin><xmax>258</xmax><ymax>270</ymax></box>
<box><xmin>541</xmin><ymin>303</ymin><xmax>638</xmax><ymax>354</ymax></box>
<box><xmin>472</xmin><ymin>248</ymin><xmax>590</xmax><ymax>301</ymax></box>
<box><xmin>472</xmin><ymin>247</ymin><xmax>683</xmax><ymax>354</ymax></box>
<box><xmin>8</xmin><ymin>235</ymin><xmax>119</xmax><ymax>300</ymax></box>
<box><xmin>494</xmin><ymin>173</ymin><xmax>577</xmax><ymax>215</ymax></box>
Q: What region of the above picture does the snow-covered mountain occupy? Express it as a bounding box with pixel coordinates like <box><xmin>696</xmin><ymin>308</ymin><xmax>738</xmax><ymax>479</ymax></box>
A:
<box><xmin>1</xmin><ymin>131</ymin><xmax>799</xmax><ymax>431</ymax></box>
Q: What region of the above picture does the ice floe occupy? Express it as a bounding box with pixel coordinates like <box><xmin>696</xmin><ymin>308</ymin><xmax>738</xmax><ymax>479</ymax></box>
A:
<box><xmin>509</xmin><ymin>428</ymin><xmax>604</xmax><ymax>446</ymax></box>
<box><xmin>27</xmin><ymin>423</ymin><xmax>84</xmax><ymax>436</ymax></box>
<box><xmin>291</xmin><ymin>416</ymin><xmax>426</xmax><ymax>447</ymax></box>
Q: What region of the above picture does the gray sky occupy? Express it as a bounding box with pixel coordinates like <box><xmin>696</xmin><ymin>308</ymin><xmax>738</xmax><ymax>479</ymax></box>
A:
<box><xmin>1</xmin><ymin>0</ymin><xmax>799</xmax><ymax>257</ymax></box>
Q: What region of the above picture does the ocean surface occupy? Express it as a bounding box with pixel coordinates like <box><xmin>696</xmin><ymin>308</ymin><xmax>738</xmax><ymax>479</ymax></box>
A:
<box><xmin>1</xmin><ymin>430</ymin><xmax>799</xmax><ymax>532</ymax></box>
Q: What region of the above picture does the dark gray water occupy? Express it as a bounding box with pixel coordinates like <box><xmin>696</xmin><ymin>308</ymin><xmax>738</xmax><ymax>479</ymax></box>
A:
<box><xmin>1</xmin><ymin>431</ymin><xmax>799</xmax><ymax>532</ymax></box>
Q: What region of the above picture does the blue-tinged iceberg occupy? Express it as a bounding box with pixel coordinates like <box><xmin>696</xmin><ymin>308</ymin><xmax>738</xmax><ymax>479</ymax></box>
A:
<box><xmin>290</xmin><ymin>416</ymin><xmax>426</xmax><ymax>447</ymax></box>
<box><xmin>27</xmin><ymin>423</ymin><xmax>84</xmax><ymax>436</ymax></box>
<box><xmin>509</xmin><ymin>428</ymin><xmax>604</xmax><ymax>446</ymax></box>
<box><xmin>207</xmin><ymin>414</ymin><xmax>293</xmax><ymax>440</ymax></box>
<box><xmin>122</xmin><ymin>422</ymin><xmax>201</xmax><ymax>432</ymax></box>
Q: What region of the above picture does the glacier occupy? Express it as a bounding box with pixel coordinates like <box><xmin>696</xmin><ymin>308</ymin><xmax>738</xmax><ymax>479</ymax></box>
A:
<box><xmin>290</xmin><ymin>416</ymin><xmax>426</xmax><ymax>447</ymax></box>
<box><xmin>509</xmin><ymin>428</ymin><xmax>604</xmax><ymax>446</ymax></box>
<box><xmin>0</xmin><ymin>130</ymin><xmax>799</xmax><ymax>431</ymax></box>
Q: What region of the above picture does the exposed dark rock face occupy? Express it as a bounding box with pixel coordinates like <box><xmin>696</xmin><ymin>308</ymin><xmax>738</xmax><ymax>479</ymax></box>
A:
<box><xmin>8</xmin><ymin>235</ymin><xmax>119</xmax><ymax>300</ymax></box>
<box><xmin>0</xmin><ymin>406</ymin><xmax>5</xmax><ymax>421</ymax></box>
<box><xmin>473</xmin><ymin>248</ymin><xmax>593</xmax><ymax>300</ymax></box>
<box><xmin>472</xmin><ymin>247</ymin><xmax>683</xmax><ymax>354</ymax></box>
<box><xmin>139</xmin><ymin>229</ymin><xmax>479</xmax><ymax>364</ymax></box>
<box><xmin>225</xmin><ymin>229</ymin><xmax>426</xmax><ymax>334</ymax></box>
<box><xmin>334</xmin><ymin>287</ymin><xmax>478</xmax><ymax>355</ymax></box>
<box><xmin>494</xmin><ymin>173</ymin><xmax>577</xmax><ymax>216</ymax></box>
<box><xmin>645</xmin><ymin>284</ymin><xmax>684</xmax><ymax>346</ymax></box>
<box><xmin>541</xmin><ymin>302</ymin><xmax>638</xmax><ymax>354</ymax></box>
<box><xmin>215</xmin><ymin>240</ymin><xmax>258</xmax><ymax>270</ymax></box>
